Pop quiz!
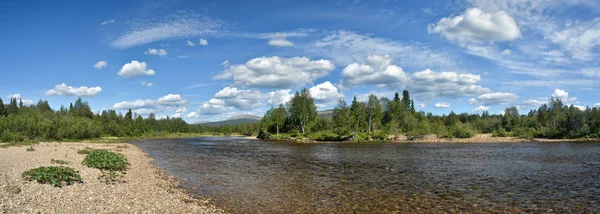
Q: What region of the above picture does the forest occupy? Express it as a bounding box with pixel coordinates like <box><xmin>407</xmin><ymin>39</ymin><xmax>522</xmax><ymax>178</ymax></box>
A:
<box><xmin>1</xmin><ymin>88</ymin><xmax>599</xmax><ymax>143</ymax></box>
<box><xmin>0</xmin><ymin>97</ymin><xmax>258</xmax><ymax>143</ymax></box>
<box><xmin>259</xmin><ymin>89</ymin><xmax>600</xmax><ymax>141</ymax></box>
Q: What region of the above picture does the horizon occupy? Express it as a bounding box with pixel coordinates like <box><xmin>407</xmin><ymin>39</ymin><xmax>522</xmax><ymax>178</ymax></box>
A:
<box><xmin>2</xmin><ymin>0</ymin><xmax>600</xmax><ymax>123</ymax></box>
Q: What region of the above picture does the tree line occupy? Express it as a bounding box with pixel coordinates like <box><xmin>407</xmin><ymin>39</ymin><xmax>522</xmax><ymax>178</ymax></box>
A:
<box><xmin>260</xmin><ymin>89</ymin><xmax>600</xmax><ymax>141</ymax></box>
<box><xmin>0</xmin><ymin>97</ymin><xmax>258</xmax><ymax>143</ymax></box>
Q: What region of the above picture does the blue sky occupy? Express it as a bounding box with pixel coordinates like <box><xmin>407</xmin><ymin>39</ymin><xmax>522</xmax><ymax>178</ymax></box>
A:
<box><xmin>1</xmin><ymin>0</ymin><xmax>600</xmax><ymax>122</ymax></box>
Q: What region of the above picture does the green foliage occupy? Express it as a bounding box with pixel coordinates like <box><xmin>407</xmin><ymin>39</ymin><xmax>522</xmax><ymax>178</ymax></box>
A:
<box><xmin>449</xmin><ymin>123</ymin><xmax>474</xmax><ymax>139</ymax></box>
<box><xmin>307</xmin><ymin>131</ymin><xmax>342</xmax><ymax>141</ymax></box>
<box><xmin>491</xmin><ymin>128</ymin><xmax>510</xmax><ymax>137</ymax></box>
<box><xmin>257</xmin><ymin>129</ymin><xmax>274</xmax><ymax>140</ymax></box>
<box><xmin>22</xmin><ymin>166</ymin><xmax>82</xmax><ymax>187</ymax></box>
<box><xmin>82</xmin><ymin>149</ymin><xmax>128</xmax><ymax>171</ymax></box>
<box><xmin>288</xmin><ymin>88</ymin><xmax>318</xmax><ymax>134</ymax></box>
<box><xmin>51</xmin><ymin>159</ymin><xmax>71</xmax><ymax>165</ymax></box>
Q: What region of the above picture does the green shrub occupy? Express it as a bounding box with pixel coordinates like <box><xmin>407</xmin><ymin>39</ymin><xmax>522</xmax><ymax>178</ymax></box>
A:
<box><xmin>370</xmin><ymin>130</ymin><xmax>388</xmax><ymax>141</ymax></box>
<box><xmin>1</xmin><ymin>130</ymin><xmax>24</xmax><ymax>142</ymax></box>
<box><xmin>491</xmin><ymin>128</ymin><xmax>510</xmax><ymax>137</ymax></box>
<box><xmin>82</xmin><ymin>149</ymin><xmax>128</xmax><ymax>171</ymax></box>
<box><xmin>308</xmin><ymin>131</ymin><xmax>342</xmax><ymax>141</ymax></box>
<box><xmin>450</xmin><ymin>124</ymin><xmax>474</xmax><ymax>139</ymax></box>
<box><xmin>51</xmin><ymin>159</ymin><xmax>71</xmax><ymax>165</ymax></box>
<box><xmin>22</xmin><ymin>166</ymin><xmax>82</xmax><ymax>187</ymax></box>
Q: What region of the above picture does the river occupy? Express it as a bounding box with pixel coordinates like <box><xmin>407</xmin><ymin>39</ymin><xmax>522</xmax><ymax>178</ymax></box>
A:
<box><xmin>132</xmin><ymin>137</ymin><xmax>600</xmax><ymax>213</ymax></box>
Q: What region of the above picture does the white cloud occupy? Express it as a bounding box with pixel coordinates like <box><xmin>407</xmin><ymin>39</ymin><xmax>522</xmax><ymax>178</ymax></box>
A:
<box><xmin>409</xmin><ymin>69</ymin><xmax>491</xmax><ymax>100</ymax></box>
<box><xmin>185</xmin><ymin>112</ymin><xmax>198</xmax><ymax>118</ymax></box>
<box><xmin>113</xmin><ymin>94</ymin><xmax>187</xmax><ymax>115</ymax></box>
<box><xmin>186</xmin><ymin>40</ymin><xmax>196</xmax><ymax>46</ymax></box>
<box><xmin>215</xmin><ymin>56</ymin><xmax>335</xmax><ymax>89</ymax></box>
<box><xmin>313</xmin><ymin>30</ymin><xmax>456</xmax><ymax>69</ymax></box>
<box><xmin>309</xmin><ymin>81</ymin><xmax>344</xmax><ymax>107</ymax></box>
<box><xmin>110</xmin><ymin>13</ymin><xmax>222</xmax><ymax>49</ymax></box>
<box><xmin>113</xmin><ymin>99</ymin><xmax>156</xmax><ymax>110</ymax></box>
<box><xmin>199</xmin><ymin>38</ymin><xmax>208</xmax><ymax>46</ymax></box>
<box><xmin>157</xmin><ymin>94</ymin><xmax>187</xmax><ymax>106</ymax></box>
<box><xmin>94</xmin><ymin>61</ymin><xmax>107</xmax><ymax>70</ymax></box>
<box><xmin>549</xmin><ymin>18</ymin><xmax>600</xmax><ymax>60</ymax></box>
<box><xmin>266</xmin><ymin>89</ymin><xmax>292</xmax><ymax>105</ymax></box>
<box><xmin>501</xmin><ymin>49</ymin><xmax>512</xmax><ymax>55</ymax></box>
<box><xmin>520</xmin><ymin>99</ymin><xmax>547</xmax><ymax>110</ymax></box>
<box><xmin>434</xmin><ymin>102</ymin><xmax>450</xmax><ymax>108</ymax></box>
<box><xmin>213</xmin><ymin>87</ymin><xmax>263</xmax><ymax>110</ymax></box>
<box><xmin>341</xmin><ymin>55</ymin><xmax>408</xmax><ymax>89</ymax></box>
<box><xmin>7</xmin><ymin>94</ymin><xmax>33</xmax><ymax>105</ymax></box>
<box><xmin>268</xmin><ymin>38</ymin><xmax>294</xmax><ymax>47</ymax></box>
<box><xmin>468</xmin><ymin>92</ymin><xmax>519</xmax><ymax>106</ymax></box>
<box><xmin>473</xmin><ymin>105</ymin><xmax>490</xmax><ymax>112</ymax></box>
<box><xmin>419</xmin><ymin>103</ymin><xmax>426</xmax><ymax>108</ymax></box>
<box><xmin>144</xmin><ymin>48</ymin><xmax>168</xmax><ymax>56</ymax></box>
<box><xmin>339</xmin><ymin>56</ymin><xmax>490</xmax><ymax>100</ymax></box>
<box><xmin>176</xmin><ymin>107</ymin><xmax>187</xmax><ymax>114</ymax></box>
<box><xmin>594</xmin><ymin>103</ymin><xmax>600</xmax><ymax>108</ymax></box>
<box><xmin>429</xmin><ymin>8</ymin><xmax>521</xmax><ymax>43</ymax></box>
<box><xmin>551</xmin><ymin>88</ymin><xmax>577</xmax><ymax>103</ymax></box>
<box><xmin>198</xmin><ymin>98</ymin><xmax>235</xmax><ymax>115</ymax></box>
<box><xmin>117</xmin><ymin>60</ymin><xmax>156</xmax><ymax>78</ymax></box>
<box><xmin>100</xmin><ymin>19</ymin><xmax>115</xmax><ymax>25</ymax></box>
<box><xmin>45</xmin><ymin>83</ymin><xmax>102</xmax><ymax>97</ymax></box>
<box><xmin>140</xmin><ymin>81</ymin><xmax>154</xmax><ymax>87</ymax></box>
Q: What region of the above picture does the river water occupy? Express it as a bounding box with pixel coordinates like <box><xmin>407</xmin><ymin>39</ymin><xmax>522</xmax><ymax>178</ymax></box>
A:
<box><xmin>132</xmin><ymin>137</ymin><xmax>600</xmax><ymax>213</ymax></box>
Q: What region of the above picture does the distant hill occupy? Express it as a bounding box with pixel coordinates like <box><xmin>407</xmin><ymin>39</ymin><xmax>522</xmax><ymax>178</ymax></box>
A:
<box><xmin>196</xmin><ymin>114</ymin><xmax>262</xmax><ymax>127</ymax></box>
<box><xmin>196</xmin><ymin>110</ymin><xmax>334</xmax><ymax>127</ymax></box>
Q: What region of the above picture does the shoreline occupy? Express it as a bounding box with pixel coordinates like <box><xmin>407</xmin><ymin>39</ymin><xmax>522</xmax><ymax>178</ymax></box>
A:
<box><xmin>0</xmin><ymin>142</ymin><xmax>224</xmax><ymax>213</ymax></box>
<box><xmin>254</xmin><ymin>134</ymin><xmax>600</xmax><ymax>144</ymax></box>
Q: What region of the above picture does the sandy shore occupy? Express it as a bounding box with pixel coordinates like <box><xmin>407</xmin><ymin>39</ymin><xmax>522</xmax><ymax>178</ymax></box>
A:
<box><xmin>0</xmin><ymin>142</ymin><xmax>224</xmax><ymax>213</ymax></box>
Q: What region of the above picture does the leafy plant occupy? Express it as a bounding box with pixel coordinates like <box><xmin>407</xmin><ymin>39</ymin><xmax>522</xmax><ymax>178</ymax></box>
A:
<box><xmin>51</xmin><ymin>159</ymin><xmax>71</xmax><ymax>165</ymax></box>
<box><xmin>22</xmin><ymin>166</ymin><xmax>82</xmax><ymax>187</ymax></box>
<box><xmin>82</xmin><ymin>149</ymin><xmax>128</xmax><ymax>171</ymax></box>
<box><xmin>26</xmin><ymin>146</ymin><xmax>35</xmax><ymax>152</ymax></box>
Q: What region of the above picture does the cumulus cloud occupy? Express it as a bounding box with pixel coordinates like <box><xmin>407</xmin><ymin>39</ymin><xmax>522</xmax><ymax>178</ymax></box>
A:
<box><xmin>341</xmin><ymin>55</ymin><xmax>408</xmax><ymax>89</ymax></box>
<box><xmin>551</xmin><ymin>88</ymin><xmax>578</xmax><ymax>103</ymax></box>
<box><xmin>94</xmin><ymin>61</ymin><xmax>107</xmax><ymax>70</ymax></box>
<box><xmin>215</xmin><ymin>56</ymin><xmax>335</xmax><ymax>89</ymax></box>
<box><xmin>45</xmin><ymin>83</ymin><xmax>102</xmax><ymax>97</ymax></box>
<box><xmin>409</xmin><ymin>69</ymin><xmax>491</xmax><ymax>100</ymax></box>
<box><xmin>113</xmin><ymin>94</ymin><xmax>187</xmax><ymax>115</ymax></box>
<box><xmin>339</xmin><ymin>56</ymin><xmax>490</xmax><ymax>100</ymax></box>
<box><xmin>520</xmin><ymin>99</ymin><xmax>547</xmax><ymax>110</ymax></box>
<box><xmin>7</xmin><ymin>94</ymin><xmax>33</xmax><ymax>105</ymax></box>
<box><xmin>266</xmin><ymin>89</ymin><xmax>292</xmax><ymax>105</ymax></box>
<box><xmin>428</xmin><ymin>8</ymin><xmax>521</xmax><ymax>43</ymax></box>
<box><xmin>213</xmin><ymin>87</ymin><xmax>264</xmax><ymax>110</ymax></box>
<box><xmin>144</xmin><ymin>48</ymin><xmax>168</xmax><ymax>56</ymax></box>
<box><xmin>573</xmin><ymin>105</ymin><xmax>587</xmax><ymax>111</ymax></box>
<box><xmin>468</xmin><ymin>92</ymin><xmax>519</xmax><ymax>106</ymax></box>
<box><xmin>199</xmin><ymin>38</ymin><xmax>208</xmax><ymax>46</ymax></box>
<box><xmin>157</xmin><ymin>94</ymin><xmax>187</xmax><ymax>106</ymax></box>
<box><xmin>110</xmin><ymin>12</ymin><xmax>222</xmax><ymax>49</ymax></box>
<box><xmin>309</xmin><ymin>81</ymin><xmax>344</xmax><ymax>107</ymax></box>
<box><xmin>313</xmin><ymin>30</ymin><xmax>456</xmax><ymax>69</ymax></box>
<box><xmin>198</xmin><ymin>98</ymin><xmax>235</xmax><ymax>115</ymax></box>
<box><xmin>268</xmin><ymin>38</ymin><xmax>294</xmax><ymax>47</ymax></box>
<box><xmin>434</xmin><ymin>102</ymin><xmax>450</xmax><ymax>108</ymax></box>
<box><xmin>117</xmin><ymin>60</ymin><xmax>156</xmax><ymax>78</ymax></box>
<box><xmin>185</xmin><ymin>112</ymin><xmax>198</xmax><ymax>118</ymax></box>
<box><xmin>473</xmin><ymin>105</ymin><xmax>490</xmax><ymax>112</ymax></box>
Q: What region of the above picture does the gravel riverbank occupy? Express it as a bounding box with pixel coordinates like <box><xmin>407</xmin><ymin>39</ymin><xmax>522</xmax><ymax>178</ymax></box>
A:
<box><xmin>0</xmin><ymin>142</ymin><xmax>224</xmax><ymax>213</ymax></box>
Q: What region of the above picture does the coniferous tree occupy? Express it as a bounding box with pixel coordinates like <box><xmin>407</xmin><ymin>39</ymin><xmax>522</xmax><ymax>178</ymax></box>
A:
<box><xmin>0</xmin><ymin>98</ymin><xmax>5</xmax><ymax>116</ymax></box>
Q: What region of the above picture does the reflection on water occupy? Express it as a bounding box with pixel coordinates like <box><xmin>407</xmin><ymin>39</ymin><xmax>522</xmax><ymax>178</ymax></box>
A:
<box><xmin>133</xmin><ymin>137</ymin><xmax>600</xmax><ymax>213</ymax></box>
